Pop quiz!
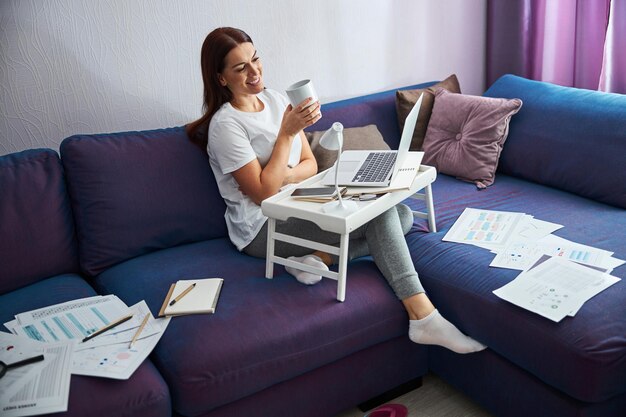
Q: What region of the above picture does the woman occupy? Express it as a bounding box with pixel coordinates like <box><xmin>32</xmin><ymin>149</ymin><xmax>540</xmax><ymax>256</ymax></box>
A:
<box><xmin>187</xmin><ymin>27</ymin><xmax>486</xmax><ymax>354</ymax></box>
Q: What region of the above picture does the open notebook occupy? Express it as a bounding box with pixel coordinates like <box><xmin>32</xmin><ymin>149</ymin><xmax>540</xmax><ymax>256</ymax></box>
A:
<box><xmin>158</xmin><ymin>278</ymin><xmax>223</xmax><ymax>317</ymax></box>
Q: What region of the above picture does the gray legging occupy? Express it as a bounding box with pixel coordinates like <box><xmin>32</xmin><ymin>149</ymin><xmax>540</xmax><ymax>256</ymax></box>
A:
<box><xmin>243</xmin><ymin>203</ymin><xmax>424</xmax><ymax>300</ymax></box>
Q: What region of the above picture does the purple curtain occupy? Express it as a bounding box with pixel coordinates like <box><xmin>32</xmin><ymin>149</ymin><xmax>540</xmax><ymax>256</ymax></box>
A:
<box><xmin>487</xmin><ymin>0</ymin><xmax>625</xmax><ymax>94</ymax></box>
<box><xmin>599</xmin><ymin>0</ymin><xmax>626</xmax><ymax>92</ymax></box>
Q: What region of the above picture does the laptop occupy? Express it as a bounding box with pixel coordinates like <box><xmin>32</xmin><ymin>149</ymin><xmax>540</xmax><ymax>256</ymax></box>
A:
<box><xmin>321</xmin><ymin>93</ymin><xmax>423</xmax><ymax>187</ymax></box>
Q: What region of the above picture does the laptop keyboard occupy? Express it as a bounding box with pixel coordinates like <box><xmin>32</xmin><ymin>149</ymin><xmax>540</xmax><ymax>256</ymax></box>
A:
<box><xmin>352</xmin><ymin>152</ymin><xmax>397</xmax><ymax>183</ymax></box>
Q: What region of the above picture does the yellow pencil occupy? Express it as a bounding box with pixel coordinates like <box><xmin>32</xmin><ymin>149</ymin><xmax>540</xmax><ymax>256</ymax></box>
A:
<box><xmin>169</xmin><ymin>282</ymin><xmax>196</xmax><ymax>306</ymax></box>
<box><xmin>129</xmin><ymin>313</ymin><xmax>150</xmax><ymax>349</ymax></box>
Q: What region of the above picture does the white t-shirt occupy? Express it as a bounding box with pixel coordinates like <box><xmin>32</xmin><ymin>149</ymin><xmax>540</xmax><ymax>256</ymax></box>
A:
<box><xmin>208</xmin><ymin>89</ymin><xmax>302</xmax><ymax>250</ymax></box>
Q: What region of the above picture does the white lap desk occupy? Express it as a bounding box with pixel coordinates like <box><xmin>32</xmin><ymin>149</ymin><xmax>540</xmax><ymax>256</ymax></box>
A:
<box><xmin>261</xmin><ymin>165</ymin><xmax>437</xmax><ymax>302</ymax></box>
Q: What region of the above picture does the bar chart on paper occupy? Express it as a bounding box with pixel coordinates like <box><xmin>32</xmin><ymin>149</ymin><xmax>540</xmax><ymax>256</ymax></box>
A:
<box><xmin>11</xmin><ymin>295</ymin><xmax>133</xmax><ymax>343</ymax></box>
<box><xmin>443</xmin><ymin>208</ymin><xmax>526</xmax><ymax>248</ymax></box>
<box><xmin>558</xmin><ymin>248</ymin><xmax>592</xmax><ymax>263</ymax></box>
<box><xmin>540</xmin><ymin>234</ymin><xmax>611</xmax><ymax>268</ymax></box>
<box><xmin>5</xmin><ymin>297</ymin><xmax>171</xmax><ymax>381</ymax></box>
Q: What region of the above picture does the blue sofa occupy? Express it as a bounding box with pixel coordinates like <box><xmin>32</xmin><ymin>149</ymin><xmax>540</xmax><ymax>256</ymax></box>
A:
<box><xmin>1</xmin><ymin>74</ymin><xmax>624</xmax><ymax>417</ymax></box>
<box><xmin>0</xmin><ymin>149</ymin><xmax>171</xmax><ymax>416</ymax></box>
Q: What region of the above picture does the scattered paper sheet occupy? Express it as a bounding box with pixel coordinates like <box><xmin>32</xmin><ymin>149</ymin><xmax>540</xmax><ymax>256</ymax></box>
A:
<box><xmin>490</xmin><ymin>234</ymin><xmax>618</xmax><ymax>272</ymax></box>
<box><xmin>604</xmin><ymin>256</ymin><xmax>626</xmax><ymax>271</ymax></box>
<box><xmin>490</xmin><ymin>241</ymin><xmax>546</xmax><ymax>271</ymax></box>
<box><xmin>538</xmin><ymin>234</ymin><xmax>613</xmax><ymax>269</ymax></box>
<box><xmin>514</xmin><ymin>218</ymin><xmax>563</xmax><ymax>241</ymax></box>
<box><xmin>443</xmin><ymin>208</ymin><xmax>528</xmax><ymax>250</ymax></box>
<box><xmin>5</xmin><ymin>298</ymin><xmax>169</xmax><ymax>381</ymax></box>
<box><xmin>1</xmin><ymin>340</ymin><xmax>73</xmax><ymax>417</ymax></box>
<box><xmin>0</xmin><ymin>331</ymin><xmax>44</xmax><ymax>366</ymax></box>
<box><xmin>0</xmin><ymin>332</ymin><xmax>46</xmax><ymax>404</ymax></box>
<box><xmin>70</xmin><ymin>301</ymin><xmax>170</xmax><ymax>380</ymax></box>
<box><xmin>75</xmin><ymin>301</ymin><xmax>162</xmax><ymax>351</ymax></box>
<box><xmin>493</xmin><ymin>256</ymin><xmax>621</xmax><ymax>322</ymax></box>
<box><xmin>8</xmin><ymin>295</ymin><xmax>132</xmax><ymax>344</ymax></box>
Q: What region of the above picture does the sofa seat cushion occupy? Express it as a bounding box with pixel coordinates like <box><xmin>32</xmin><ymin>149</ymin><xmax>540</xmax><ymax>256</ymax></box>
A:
<box><xmin>0</xmin><ymin>274</ymin><xmax>170</xmax><ymax>417</ymax></box>
<box><xmin>0</xmin><ymin>149</ymin><xmax>78</xmax><ymax>293</ymax></box>
<box><xmin>93</xmin><ymin>238</ymin><xmax>424</xmax><ymax>416</ymax></box>
<box><xmin>405</xmin><ymin>173</ymin><xmax>626</xmax><ymax>403</ymax></box>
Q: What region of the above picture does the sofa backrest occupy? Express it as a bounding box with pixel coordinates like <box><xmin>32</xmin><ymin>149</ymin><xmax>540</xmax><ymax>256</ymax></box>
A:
<box><xmin>0</xmin><ymin>149</ymin><xmax>79</xmax><ymax>293</ymax></box>
<box><xmin>309</xmin><ymin>81</ymin><xmax>436</xmax><ymax>149</ymax></box>
<box><xmin>60</xmin><ymin>127</ymin><xmax>227</xmax><ymax>277</ymax></box>
<box><xmin>484</xmin><ymin>74</ymin><xmax>626</xmax><ymax>209</ymax></box>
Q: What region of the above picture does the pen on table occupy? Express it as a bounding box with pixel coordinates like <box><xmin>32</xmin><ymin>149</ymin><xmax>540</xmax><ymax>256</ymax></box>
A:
<box><xmin>129</xmin><ymin>313</ymin><xmax>150</xmax><ymax>349</ymax></box>
<box><xmin>169</xmin><ymin>282</ymin><xmax>196</xmax><ymax>306</ymax></box>
<box><xmin>82</xmin><ymin>314</ymin><xmax>133</xmax><ymax>343</ymax></box>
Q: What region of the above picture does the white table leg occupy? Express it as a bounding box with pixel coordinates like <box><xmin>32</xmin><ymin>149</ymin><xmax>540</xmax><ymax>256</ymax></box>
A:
<box><xmin>425</xmin><ymin>184</ymin><xmax>437</xmax><ymax>233</ymax></box>
<box><xmin>336</xmin><ymin>233</ymin><xmax>350</xmax><ymax>302</ymax></box>
<box><xmin>265</xmin><ymin>218</ymin><xmax>276</xmax><ymax>279</ymax></box>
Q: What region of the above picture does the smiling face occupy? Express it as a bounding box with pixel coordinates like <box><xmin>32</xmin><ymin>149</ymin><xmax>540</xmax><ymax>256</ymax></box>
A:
<box><xmin>218</xmin><ymin>42</ymin><xmax>264</xmax><ymax>101</ymax></box>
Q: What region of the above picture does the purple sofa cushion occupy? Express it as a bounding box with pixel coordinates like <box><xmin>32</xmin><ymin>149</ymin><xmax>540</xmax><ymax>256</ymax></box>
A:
<box><xmin>422</xmin><ymin>89</ymin><xmax>522</xmax><ymax>188</ymax></box>
<box><xmin>395</xmin><ymin>74</ymin><xmax>462</xmax><ymax>151</ymax></box>
<box><xmin>484</xmin><ymin>74</ymin><xmax>626</xmax><ymax>208</ymax></box>
<box><xmin>0</xmin><ymin>274</ymin><xmax>171</xmax><ymax>417</ymax></box>
<box><xmin>406</xmin><ymin>173</ymin><xmax>626</xmax><ymax>403</ymax></box>
<box><xmin>60</xmin><ymin>127</ymin><xmax>227</xmax><ymax>276</ymax></box>
<box><xmin>92</xmin><ymin>238</ymin><xmax>423</xmax><ymax>416</ymax></box>
<box><xmin>0</xmin><ymin>149</ymin><xmax>78</xmax><ymax>293</ymax></box>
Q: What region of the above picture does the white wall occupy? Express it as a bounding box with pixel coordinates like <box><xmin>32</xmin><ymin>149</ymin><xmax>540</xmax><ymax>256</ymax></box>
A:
<box><xmin>0</xmin><ymin>0</ymin><xmax>486</xmax><ymax>155</ymax></box>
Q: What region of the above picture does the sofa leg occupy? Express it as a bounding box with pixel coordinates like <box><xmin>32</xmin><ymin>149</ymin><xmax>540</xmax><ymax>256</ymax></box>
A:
<box><xmin>357</xmin><ymin>376</ymin><xmax>423</xmax><ymax>412</ymax></box>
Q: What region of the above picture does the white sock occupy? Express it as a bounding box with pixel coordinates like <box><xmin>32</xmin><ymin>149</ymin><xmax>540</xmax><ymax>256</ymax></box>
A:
<box><xmin>409</xmin><ymin>309</ymin><xmax>487</xmax><ymax>354</ymax></box>
<box><xmin>285</xmin><ymin>255</ymin><xmax>328</xmax><ymax>285</ymax></box>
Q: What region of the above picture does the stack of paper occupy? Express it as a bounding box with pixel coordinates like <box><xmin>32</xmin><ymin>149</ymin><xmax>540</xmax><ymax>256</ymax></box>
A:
<box><xmin>443</xmin><ymin>208</ymin><xmax>624</xmax><ymax>321</ymax></box>
<box><xmin>4</xmin><ymin>296</ymin><xmax>170</xmax><ymax>381</ymax></box>
<box><xmin>4</xmin><ymin>295</ymin><xmax>169</xmax><ymax>392</ymax></box>
<box><xmin>443</xmin><ymin>208</ymin><xmax>624</xmax><ymax>273</ymax></box>
<box><xmin>2</xmin><ymin>295</ymin><xmax>171</xmax><ymax>416</ymax></box>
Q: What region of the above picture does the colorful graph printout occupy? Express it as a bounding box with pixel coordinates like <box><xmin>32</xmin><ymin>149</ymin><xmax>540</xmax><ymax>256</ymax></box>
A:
<box><xmin>443</xmin><ymin>208</ymin><xmax>527</xmax><ymax>248</ymax></box>
<box><xmin>8</xmin><ymin>296</ymin><xmax>132</xmax><ymax>344</ymax></box>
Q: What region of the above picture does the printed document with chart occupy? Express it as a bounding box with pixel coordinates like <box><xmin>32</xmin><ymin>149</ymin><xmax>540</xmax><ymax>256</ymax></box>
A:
<box><xmin>442</xmin><ymin>208</ymin><xmax>528</xmax><ymax>249</ymax></box>
<box><xmin>4</xmin><ymin>295</ymin><xmax>170</xmax><ymax>381</ymax></box>
<box><xmin>444</xmin><ymin>207</ymin><xmax>624</xmax><ymax>321</ymax></box>
<box><xmin>492</xmin><ymin>256</ymin><xmax>620</xmax><ymax>322</ymax></box>
<box><xmin>0</xmin><ymin>332</ymin><xmax>73</xmax><ymax>417</ymax></box>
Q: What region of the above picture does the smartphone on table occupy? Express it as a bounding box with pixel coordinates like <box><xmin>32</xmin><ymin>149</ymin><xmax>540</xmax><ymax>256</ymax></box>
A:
<box><xmin>291</xmin><ymin>187</ymin><xmax>347</xmax><ymax>199</ymax></box>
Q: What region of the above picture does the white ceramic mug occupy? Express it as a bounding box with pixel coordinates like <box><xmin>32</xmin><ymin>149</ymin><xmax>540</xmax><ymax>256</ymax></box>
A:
<box><xmin>285</xmin><ymin>79</ymin><xmax>318</xmax><ymax>108</ymax></box>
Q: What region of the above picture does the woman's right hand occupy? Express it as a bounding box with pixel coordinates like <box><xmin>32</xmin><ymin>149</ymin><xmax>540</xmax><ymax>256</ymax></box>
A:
<box><xmin>279</xmin><ymin>98</ymin><xmax>322</xmax><ymax>138</ymax></box>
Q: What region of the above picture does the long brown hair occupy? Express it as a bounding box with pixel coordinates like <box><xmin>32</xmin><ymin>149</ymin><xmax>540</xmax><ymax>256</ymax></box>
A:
<box><xmin>186</xmin><ymin>27</ymin><xmax>253</xmax><ymax>148</ymax></box>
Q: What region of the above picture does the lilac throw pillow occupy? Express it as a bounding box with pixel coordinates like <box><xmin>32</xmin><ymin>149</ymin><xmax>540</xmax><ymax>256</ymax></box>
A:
<box><xmin>422</xmin><ymin>88</ymin><xmax>522</xmax><ymax>189</ymax></box>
